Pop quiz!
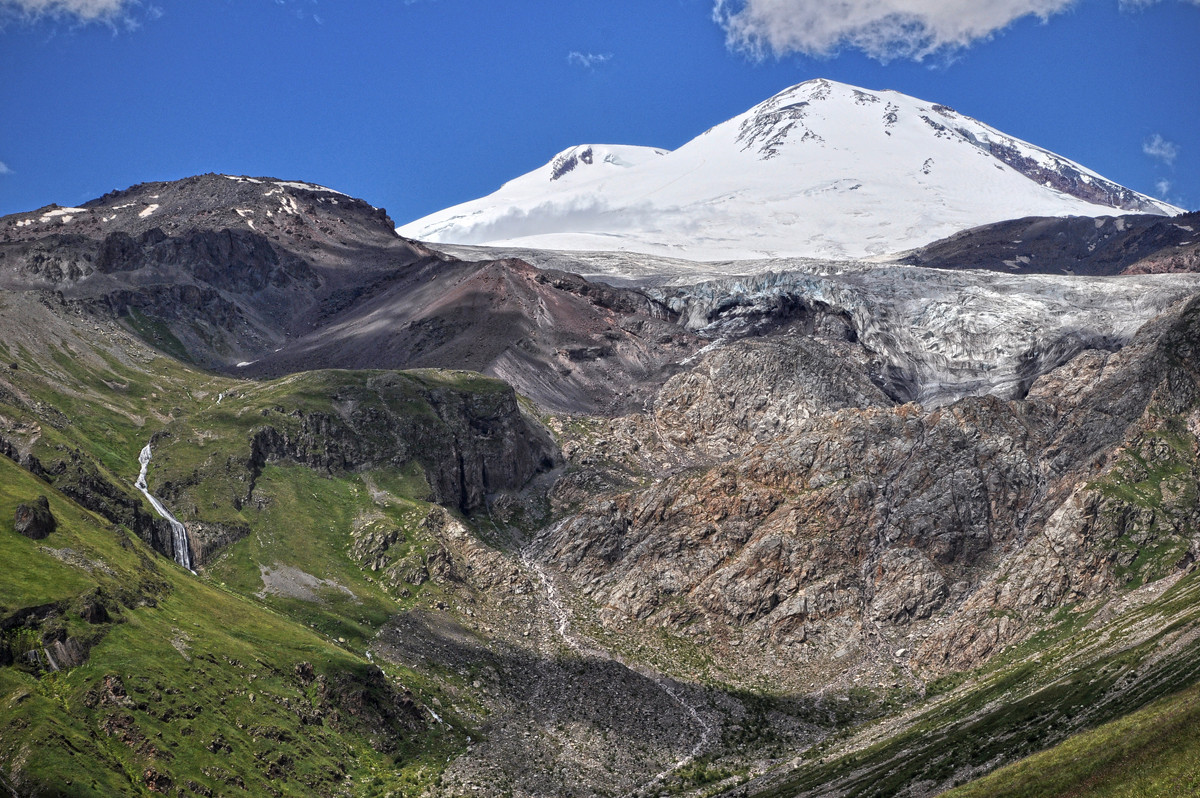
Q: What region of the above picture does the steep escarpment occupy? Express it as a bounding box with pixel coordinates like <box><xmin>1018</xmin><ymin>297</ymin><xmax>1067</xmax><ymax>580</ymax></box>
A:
<box><xmin>534</xmin><ymin>292</ymin><xmax>1200</xmax><ymax>696</ymax></box>
<box><xmin>116</xmin><ymin>369</ymin><xmax>561</xmax><ymax>568</ymax></box>
<box><xmin>239</xmin><ymin>370</ymin><xmax>558</xmax><ymax>514</ymax></box>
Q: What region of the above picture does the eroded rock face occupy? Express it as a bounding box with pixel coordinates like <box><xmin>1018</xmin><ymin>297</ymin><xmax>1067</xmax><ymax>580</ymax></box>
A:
<box><xmin>243</xmin><ymin>373</ymin><xmax>558</xmax><ymax>513</ymax></box>
<box><xmin>13</xmin><ymin>495</ymin><xmax>56</xmax><ymax>540</ymax></box>
<box><xmin>654</xmin><ymin>336</ymin><xmax>891</xmax><ymax>458</ymax></box>
<box><xmin>541</xmin><ymin>390</ymin><xmax>1043</xmax><ymax>677</ymax></box>
<box><xmin>535</xmin><ymin>292</ymin><xmax>1200</xmax><ymax>681</ymax></box>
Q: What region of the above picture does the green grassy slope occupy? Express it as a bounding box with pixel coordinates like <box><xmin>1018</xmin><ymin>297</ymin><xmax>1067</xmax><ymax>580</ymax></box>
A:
<box><xmin>738</xmin><ymin>569</ymin><xmax>1200</xmax><ymax>798</ymax></box>
<box><xmin>0</xmin><ymin>321</ymin><xmax>501</xmax><ymax>795</ymax></box>
<box><xmin>8</xmin><ymin>297</ymin><xmax>1200</xmax><ymax>798</ymax></box>
<box><xmin>0</xmin><ymin>453</ymin><xmax>465</xmax><ymax>797</ymax></box>
<box><xmin>941</xmin><ymin>681</ymin><xmax>1200</xmax><ymax>798</ymax></box>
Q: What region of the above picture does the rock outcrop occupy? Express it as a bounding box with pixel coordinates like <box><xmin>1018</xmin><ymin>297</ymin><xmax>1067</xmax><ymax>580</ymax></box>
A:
<box><xmin>13</xmin><ymin>495</ymin><xmax>56</xmax><ymax>539</ymax></box>
<box><xmin>534</xmin><ymin>291</ymin><xmax>1200</xmax><ymax>684</ymax></box>
<box><xmin>905</xmin><ymin>210</ymin><xmax>1200</xmax><ymax>277</ymax></box>
<box><xmin>46</xmin><ymin>453</ymin><xmax>173</xmax><ymax>558</ymax></box>
<box><xmin>241</xmin><ymin>371</ymin><xmax>558</xmax><ymax>513</ymax></box>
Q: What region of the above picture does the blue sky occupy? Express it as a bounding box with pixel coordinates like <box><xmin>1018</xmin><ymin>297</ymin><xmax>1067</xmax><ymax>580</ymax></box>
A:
<box><xmin>1</xmin><ymin>0</ymin><xmax>1197</xmax><ymax>224</ymax></box>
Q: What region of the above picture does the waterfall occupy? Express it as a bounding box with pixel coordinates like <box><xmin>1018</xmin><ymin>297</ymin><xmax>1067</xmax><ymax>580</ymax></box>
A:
<box><xmin>135</xmin><ymin>443</ymin><xmax>194</xmax><ymax>573</ymax></box>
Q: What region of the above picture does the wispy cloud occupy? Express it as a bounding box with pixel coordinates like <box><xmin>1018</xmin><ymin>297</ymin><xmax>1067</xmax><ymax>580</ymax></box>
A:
<box><xmin>1119</xmin><ymin>0</ymin><xmax>1200</xmax><ymax>9</ymax></box>
<box><xmin>1144</xmin><ymin>133</ymin><xmax>1180</xmax><ymax>165</ymax></box>
<box><xmin>1155</xmin><ymin>178</ymin><xmax>1172</xmax><ymax>198</ymax></box>
<box><xmin>0</xmin><ymin>160</ymin><xmax>12</xmax><ymax>176</ymax></box>
<box><xmin>712</xmin><ymin>0</ymin><xmax>1076</xmax><ymax>61</ymax></box>
<box><xmin>0</xmin><ymin>0</ymin><xmax>131</xmax><ymax>22</ymax></box>
<box><xmin>272</xmin><ymin>0</ymin><xmax>323</xmax><ymax>25</ymax></box>
<box><xmin>568</xmin><ymin>51</ymin><xmax>613</xmax><ymax>69</ymax></box>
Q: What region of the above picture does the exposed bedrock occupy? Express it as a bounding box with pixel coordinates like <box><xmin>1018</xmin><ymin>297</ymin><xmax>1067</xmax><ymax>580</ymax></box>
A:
<box><xmin>535</xmin><ymin>292</ymin><xmax>1200</xmax><ymax>681</ymax></box>
<box><xmin>654</xmin><ymin>266</ymin><xmax>1200</xmax><ymax>407</ymax></box>
<box><xmin>243</xmin><ymin>372</ymin><xmax>558</xmax><ymax>514</ymax></box>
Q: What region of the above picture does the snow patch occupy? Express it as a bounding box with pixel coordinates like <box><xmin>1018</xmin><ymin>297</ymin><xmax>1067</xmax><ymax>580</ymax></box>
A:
<box><xmin>139</xmin><ymin>204</ymin><xmax>160</xmax><ymax>218</ymax></box>
<box><xmin>278</xmin><ymin>194</ymin><xmax>301</xmax><ymax>215</ymax></box>
<box><xmin>273</xmin><ymin>180</ymin><xmax>346</xmax><ymax>196</ymax></box>
<box><xmin>39</xmin><ymin>207</ymin><xmax>86</xmax><ymax>223</ymax></box>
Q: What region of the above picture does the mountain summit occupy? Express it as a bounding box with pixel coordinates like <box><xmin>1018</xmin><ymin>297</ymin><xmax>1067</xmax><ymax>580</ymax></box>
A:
<box><xmin>399</xmin><ymin>79</ymin><xmax>1180</xmax><ymax>261</ymax></box>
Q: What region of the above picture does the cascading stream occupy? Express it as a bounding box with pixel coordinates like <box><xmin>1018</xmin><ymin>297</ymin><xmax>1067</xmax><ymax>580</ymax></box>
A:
<box><xmin>135</xmin><ymin>443</ymin><xmax>194</xmax><ymax>573</ymax></box>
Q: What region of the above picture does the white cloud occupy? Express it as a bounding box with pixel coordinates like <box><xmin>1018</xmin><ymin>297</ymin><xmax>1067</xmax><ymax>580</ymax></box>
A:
<box><xmin>568</xmin><ymin>51</ymin><xmax>613</xmax><ymax>69</ymax></box>
<box><xmin>1143</xmin><ymin>133</ymin><xmax>1180</xmax><ymax>165</ymax></box>
<box><xmin>0</xmin><ymin>0</ymin><xmax>132</xmax><ymax>21</ymax></box>
<box><xmin>0</xmin><ymin>161</ymin><xmax>12</xmax><ymax>176</ymax></box>
<box><xmin>712</xmin><ymin>0</ymin><xmax>1078</xmax><ymax>61</ymax></box>
<box><xmin>1155</xmin><ymin>178</ymin><xmax>1172</xmax><ymax>197</ymax></box>
<box><xmin>1120</xmin><ymin>0</ymin><xmax>1200</xmax><ymax>8</ymax></box>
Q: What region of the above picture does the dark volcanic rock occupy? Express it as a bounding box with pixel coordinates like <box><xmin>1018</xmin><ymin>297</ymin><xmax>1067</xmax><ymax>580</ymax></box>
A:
<box><xmin>13</xmin><ymin>495</ymin><xmax>56</xmax><ymax>539</ymax></box>
<box><xmin>48</xmin><ymin>454</ymin><xmax>174</xmax><ymax>559</ymax></box>
<box><xmin>242</xmin><ymin>371</ymin><xmax>559</xmax><ymax>513</ymax></box>
<box><xmin>247</xmin><ymin>257</ymin><xmax>702</xmax><ymax>414</ymax></box>
<box><xmin>903</xmin><ymin>211</ymin><xmax>1200</xmax><ymax>276</ymax></box>
<box><xmin>0</xmin><ymin>174</ymin><xmax>701</xmax><ymax>413</ymax></box>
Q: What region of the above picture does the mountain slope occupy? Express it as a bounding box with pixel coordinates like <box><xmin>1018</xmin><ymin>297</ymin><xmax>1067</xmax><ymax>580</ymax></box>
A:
<box><xmin>399</xmin><ymin>79</ymin><xmax>1180</xmax><ymax>261</ymax></box>
<box><xmin>9</xmin><ymin>173</ymin><xmax>1200</xmax><ymax>797</ymax></box>
<box><xmin>0</xmin><ymin>175</ymin><xmax>700</xmax><ymax>414</ymax></box>
<box><xmin>903</xmin><ymin>210</ymin><xmax>1200</xmax><ymax>276</ymax></box>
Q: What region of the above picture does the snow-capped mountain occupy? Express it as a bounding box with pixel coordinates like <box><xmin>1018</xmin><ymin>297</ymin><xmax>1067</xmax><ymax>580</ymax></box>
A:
<box><xmin>399</xmin><ymin>79</ymin><xmax>1181</xmax><ymax>261</ymax></box>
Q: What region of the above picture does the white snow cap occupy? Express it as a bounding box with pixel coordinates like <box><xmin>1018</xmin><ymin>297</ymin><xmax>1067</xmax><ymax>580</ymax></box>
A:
<box><xmin>399</xmin><ymin>79</ymin><xmax>1180</xmax><ymax>262</ymax></box>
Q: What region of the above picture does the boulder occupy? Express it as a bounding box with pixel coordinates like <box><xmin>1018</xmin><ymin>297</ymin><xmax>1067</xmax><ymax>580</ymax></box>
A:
<box><xmin>13</xmin><ymin>495</ymin><xmax>56</xmax><ymax>540</ymax></box>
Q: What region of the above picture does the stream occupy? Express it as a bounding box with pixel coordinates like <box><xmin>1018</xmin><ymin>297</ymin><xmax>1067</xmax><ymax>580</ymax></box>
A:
<box><xmin>135</xmin><ymin>443</ymin><xmax>194</xmax><ymax>573</ymax></box>
<box><xmin>519</xmin><ymin>541</ymin><xmax>715</xmax><ymax>796</ymax></box>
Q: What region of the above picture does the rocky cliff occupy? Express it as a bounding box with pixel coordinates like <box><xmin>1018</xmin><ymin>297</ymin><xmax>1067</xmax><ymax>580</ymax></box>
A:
<box><xmin>532</xmin><ymin>290</ymin><xmax>1200</xmax><ymax>692</ymax></box>
<box><xmin>240</xmin><ymin>370</ymin><xmax>558</xmax><ymax>514</ymax></box>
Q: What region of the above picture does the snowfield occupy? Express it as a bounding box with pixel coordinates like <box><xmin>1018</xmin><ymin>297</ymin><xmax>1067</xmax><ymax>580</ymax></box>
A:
<box><xmin>399</xmin><ymin>79</ymin><xmax>1179</xmax><ymax>261</ymax></box>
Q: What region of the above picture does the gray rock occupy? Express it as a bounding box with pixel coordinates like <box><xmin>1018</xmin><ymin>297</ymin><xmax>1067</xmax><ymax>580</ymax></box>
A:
<box><xmin>13</xmin><ymin>495</ymin><xmax>56</xmax><ymax>540</ymax></box>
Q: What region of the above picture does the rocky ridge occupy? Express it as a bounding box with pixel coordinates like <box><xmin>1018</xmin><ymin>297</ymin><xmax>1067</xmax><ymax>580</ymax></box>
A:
<box><xmin>0</xmin><ymin>176</ymin><xmax>700</xmax><ymax>414</ymax></box>
<box><xmin>6</xmin><ymin>173</ymin><xmax>1200</xmax><ymax>797</ymax></box>
<box><xmin>528</xmin><ymin>289</ymin><xmax>1200</xmax><ymax>701</ymax></box>
<box><xmin>903</xmin><ymin>210</ymin><xmax>1200</xmax><ymax>276</ymax></box>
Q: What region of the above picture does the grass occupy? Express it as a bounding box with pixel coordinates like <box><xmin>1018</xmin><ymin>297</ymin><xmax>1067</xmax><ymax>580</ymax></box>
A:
<box><xmin>942</xmin><ymin>680</ymin><xmax>1200</xmax><ymax>798</ymax></box>
<box><xmin>123</xmin><ymin>307</ymin><xmax>192</xmax><ymax>364</ymax></box>
<box><xmin>8</xmin><ymin>287</ymin><xmax>1200</xmax><ymax>797</ymax></box>
<box><xmin>743</xmin><ymin>569</ymin><xmax>1200</xmax><ymax>798</ymax></box>
<box><xmin>0</xmin><ymin>340</ymin><xmax>514</xmax><ymax>794</ymax></box>
<box><xmin>0</xmin><ymin>449</ymin><xmax>467</xmax><ymax>796</ymax></box>
<box><xmin>206</xmin><ymin>464</ymin><xmax>408</xmax><ymax>648</ymax></box>
<box><xmin>0</xmin><ymin>456</ymin><xmax>154</xmax><ymax>611</ymax></box>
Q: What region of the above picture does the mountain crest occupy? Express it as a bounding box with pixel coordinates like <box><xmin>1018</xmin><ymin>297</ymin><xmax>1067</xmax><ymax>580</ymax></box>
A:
<box><xmin>399</xmin><ymin>79</ymin><xmax>1178</xmax><ymax>260</ymax></box>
